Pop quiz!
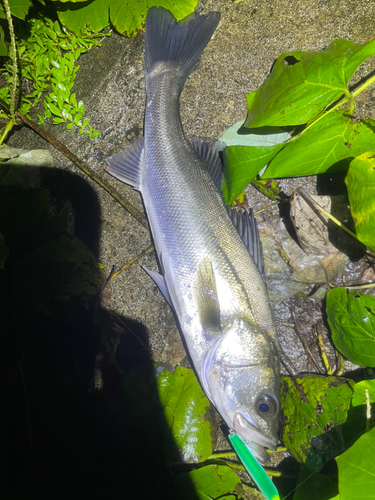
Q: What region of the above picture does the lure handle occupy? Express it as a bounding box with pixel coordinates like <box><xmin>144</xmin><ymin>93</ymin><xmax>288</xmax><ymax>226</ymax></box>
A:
<box><xmin>229</xmin><ymin>433</ymin><xmax>280</xmax><ymax>500</ymax></box>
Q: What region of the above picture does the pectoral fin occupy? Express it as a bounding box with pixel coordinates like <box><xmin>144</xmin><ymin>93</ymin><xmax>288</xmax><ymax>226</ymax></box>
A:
<box><xmin>196</xmin><ymin>258</ymin><xmax>221</xmax><ymax>334</ymax></box>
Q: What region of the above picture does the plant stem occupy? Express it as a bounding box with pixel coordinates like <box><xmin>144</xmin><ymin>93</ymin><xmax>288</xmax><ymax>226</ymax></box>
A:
<box><xmin>365</xmin><ymin>389</ymin><xmax>371</xmax><ymax>432</ymax></box>
<box><xmin>3</xmin><ymin>0</ymin><xmax>17</xmax><ymax>121</ymax></box>
<box><xmin>207</xmin><ymin>452</ymin><xmax>237</xmax><ymax>459</ymax></box>
<box><xmin>111</xmin><ymin>243</ymin><xmax>154</xmax><ymax>280</ymax></box>
<box><xmin>297</xmin><ymin>188</ymin><xmax>358</xmax><ymax>241</ymax></box>
<box><xmin>0</xmin><ymin>118</ymin><xmax>14</xmax><ymax>145</ymax></box>
<box><xmin>10</xmin><ymin>108</ymin><xmax>149</xmax><ymax>230</ymax></box>
<box><xmin>300</xmin><ymin>73</ymin><xmax>375</xmax><ymax>136</ymax></box>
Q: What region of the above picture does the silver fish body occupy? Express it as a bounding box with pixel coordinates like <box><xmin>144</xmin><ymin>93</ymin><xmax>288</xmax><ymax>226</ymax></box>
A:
<box><xmin>106</xmin><ymin>7</ymin><xmax>280</xmax><ymax>462</ymax></box>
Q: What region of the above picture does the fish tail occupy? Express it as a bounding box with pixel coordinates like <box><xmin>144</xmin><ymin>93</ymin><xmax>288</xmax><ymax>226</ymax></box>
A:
<box><xmin>145</xmin><ymin>7</ymin><xmax>220</xmax><ymax>83</ymax></box>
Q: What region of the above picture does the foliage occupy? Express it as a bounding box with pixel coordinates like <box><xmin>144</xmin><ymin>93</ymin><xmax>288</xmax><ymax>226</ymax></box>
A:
<box><xmin>0</xmin><ymin>0</ymin><xmax>199</xmax><ymax>140</ymax></box>
<box><xmin>220</xmin><ymin>38</ymin><xmax>375</xmax><ymax>207</ymax></box>
<box><xmin>326</xmin><ymin>288</ymin><xmax>375</xmax><ymax>367</ymax></box>
<box><xmin>280</xmin><ymin>375</ymin><xmax>354</xmax><ymax>470</ymax></box>
<box><xmin>345</xmin><ymin>151</ymin><xmax>375</xmax><ymax>252</ymax></box>
<box><xmin>0</xmin><ymin>15</ymin><xmax>104</xmax><ymax>138</ymax></box>
<box><xmin>55</xmin><ymin>0</ymin><xmax>198</xmax><ymax>36</ymax></box>
<box><xmin>156</xmin><ymin>366</ymin><xmax>215</xmax><ymax>464</ymax></box>
<box><xmin>244</xmin><ymin>39</ymin><xmax>375</xmax><ymax>128</ymax></box>
<box><xmin>121</xmin><ymin>364</ymin><xmax>243</xmax><ymax>499</ymax></box>
<box><xmin>174</xmin><ymin>465</ymin><xmax>242</xmax><ymax>500</ymax></box>
<box><xmin>335</xmin><ymin>426</ymin><xmax>375</xmax><ymax>500</ymax></box>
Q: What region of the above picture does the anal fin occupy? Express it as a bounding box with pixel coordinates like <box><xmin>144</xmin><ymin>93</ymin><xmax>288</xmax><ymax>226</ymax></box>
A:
<box><xmin>142</xmin><ymin>266</ymin><xmax>172</xmax><ymax>307</ymax></box>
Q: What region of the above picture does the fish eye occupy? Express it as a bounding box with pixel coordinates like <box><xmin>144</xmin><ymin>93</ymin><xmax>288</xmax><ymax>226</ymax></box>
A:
<box><xmin>256</xmin><ymin>394</ymin><xmax>278</xmax><ymax>418</ymax></box>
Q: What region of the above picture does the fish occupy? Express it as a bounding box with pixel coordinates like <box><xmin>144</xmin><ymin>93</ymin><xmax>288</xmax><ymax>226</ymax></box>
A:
<box><xmin>105</xmin><ymin>6</ymin><xmax>280</xmax><ymax>462</ymax></box>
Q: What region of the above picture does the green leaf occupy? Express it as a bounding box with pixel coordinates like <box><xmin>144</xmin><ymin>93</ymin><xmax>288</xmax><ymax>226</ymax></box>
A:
<box><xmin>110</xmin><ymin>0</ymin><xmax>198</xmax><ymax>37</ymax></box>
<box><xmin>47</xmin><ymin>102</ymin><xmax>63</xmax><ymax>117</ymax></box>
<box><xmin>219</xmin><ymin>120</ymin><xmax>290</xmax><ymax>147</ymax></box>
<box><xmin>9</xmin><ymin>0</ymin><xmax>32</xmax><ymax>20</ymax></box>
<box><xmin>0</xmin><ymin>39</ymin><xmax>8</xmax><ymax>57</ymax></box>
<box><xmin>281</xmin><ymin>375</ymin><xmax>354</xmax><ymax>470</ymax></box>
<box><xmin>336</xmin><ymin>426</ymin><xmax>375</xmax><ymax>500</ymax></box>
<box><xmin>263</xmin><ymin>112</ymin><xmax>375</xmax><ymax>178</ymax></box>
<box><xmin>326</xmin><ymin>288</ymin><xmax>375</xmax><ymax>367</ymax></box>
<box><xmin>245</xmin><ymin>38</ymin><xmax>375</xmax><ymax>128</ymax></box>
<box><xmin>70</xmin><ymin>93</ymin><xmax>77</xmax><ymax>107</ymax></box>
<box><xmin>352</xmin><ymin>380</ymin><xmax>375</xmax><ymax>407</ymax></box>
<box><xmin>173</xmin><ymin>465</ymin><xmax>241</xmax><ymax>500</ymax></box>
<box><xmin>222</xmin><ymin>143</ymin><xmax>285</xmax><ymax>203</ymax></box>
<box><xmin>156</xmin><ymin>366</ymin><xmax>214</xmax><ymax>464</ymax></box>
<box><xmin>56</xmin><ymin>0</ymin><xmax>110</xmax><ymax>33</ymax></box>
<box><xmin>345</xmin><ymin>151</ymin><xmax>375</xmax><ymax>252</ymax></box>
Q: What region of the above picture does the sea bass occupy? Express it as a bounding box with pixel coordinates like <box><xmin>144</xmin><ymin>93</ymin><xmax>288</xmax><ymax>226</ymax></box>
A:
<box><xmin>105</xmin><ymin>7</ymin><xmax>280</xmax><ymax>462</ymax></box>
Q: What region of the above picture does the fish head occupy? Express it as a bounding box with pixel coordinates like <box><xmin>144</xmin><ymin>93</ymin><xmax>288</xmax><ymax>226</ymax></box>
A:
<box><xmin>201</xmin><ymin>316</ymin><xmax>280</xmax><ymax>462</ymax></box>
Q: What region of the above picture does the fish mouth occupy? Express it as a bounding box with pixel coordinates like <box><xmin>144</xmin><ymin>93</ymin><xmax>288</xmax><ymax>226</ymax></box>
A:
<box><xmin>233</xmin><ymin>409</ymin><xmax>277</xmax><ymax>462</ymax></box>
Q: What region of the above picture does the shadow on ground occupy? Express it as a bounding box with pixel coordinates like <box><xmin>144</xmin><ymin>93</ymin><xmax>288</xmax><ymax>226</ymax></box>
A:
<box><xmin>0</xmin><ymin>167</ymin><xmax>199</xmax><ymax>500</ymax></box>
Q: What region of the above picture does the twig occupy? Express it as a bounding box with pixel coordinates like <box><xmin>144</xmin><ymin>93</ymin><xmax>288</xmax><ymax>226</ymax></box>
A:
<box><xmin>296</xmin><ymin>187</ymin><xmax>358</xmax><ymax>241</ymax></box>
<box><xmin>15</xmin><ymin>111</ymin><xmax>149</xmax><ymax>229</ymax></box>
<box><xmin>279</xmin><ymin>343</ymin><xmax>298</xmax><ymax>376</ymax></box>
<box><xmin>111</xmin><ymin>243</ymin><xmax>154</xmax><ymax>280</ymax></box>
<box><xmin>315</xmin><ymin>325</ymin><xmax>332</xmax><ymax>375</ymax></box>
<box><xmin>292</xmin><ymin>311</ymin><xmax>324</xmax><ymax>374</ymax></box>
<box><xmin>334</xmin><ymin>350</ymin><xmax>345</xmax><ymax>376</ymax></box>
<box><xmin>0</xmin><ymin>97</ymin><xmax>149</xmax><ymax>229</ymax></box>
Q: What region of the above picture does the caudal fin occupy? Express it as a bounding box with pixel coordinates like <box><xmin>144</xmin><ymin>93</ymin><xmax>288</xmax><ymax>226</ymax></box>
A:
<box><xmin>145</xmin><ymin>7</ymin><xmax>220</xmax><ymax>80</ymax></box>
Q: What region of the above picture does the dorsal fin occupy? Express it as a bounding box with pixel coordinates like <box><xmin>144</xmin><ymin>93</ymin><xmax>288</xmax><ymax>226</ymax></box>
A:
<box><xmin>227</xmin><ymin>207</ymin><xmax>266</xmax><ymax>282</ymax></box>
<box><xmin>189</xmin><ymin>138</ymin><xmax>225</xmax><ymax>191</ymax></box>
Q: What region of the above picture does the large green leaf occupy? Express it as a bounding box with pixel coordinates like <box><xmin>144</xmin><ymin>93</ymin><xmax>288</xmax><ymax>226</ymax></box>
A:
<box><xmin>156</xmin><ymin>366</ymin><xmax>214</xmax><ymax>463</ymax></box>
<box><xmin>336</xmin><ymin>426</ymin><xmax>375</xmax><ymax>500</ymax></box>
<box><xmin>110</xmin><ymin>0</ymin><xmax>198</xmax><ymax>37</ymax></box>
<box><xmin>222</xmin><ymin>143</ymin><xmax>284</xmax><ymax>203</ymax></box>
<box><xmin>56</xmin><ymin>0</ymin><xmax>198</xmax><ymax>35</ymax></box>
<box><xmin>326</xmin><ymin>288</ymin><xmax>375</xmax><ymax>367</ymax></box>
<box><xmin>244</xmin><ymin>38</ymin><xmax>375</xmax><ymax>128</ymax></box>
<box><xmin>281</xmin><ymin>375</ymin><xmax>354</xmax><ymax>470</ymax></box>
<box><xmin>174</xmin><ymin>465</ymin><xmax>241</xmax><ymax>500</ymax></box>
<box><xmin>56</xmin><ymin>0</ymin><xmax>111</xmax><ymax>33</ymax></box>
<box><xmin>9</xmin><ymin>0</ymin><xmax>32</xmax><ymax>19</ymax></box>
<box><xmin>219</xmin><ymin>120</ymin><xmax>290</xmax><ymax>147</ymax></box>
<box><xmin>345</xmin><ymin>151</ymin><xmax>375</xmax><ymax>252</ymax></box>
<box><xmin>263</xmin><ymin>113</ymin><xmax>375</xmax><ymax>178</ymax></box>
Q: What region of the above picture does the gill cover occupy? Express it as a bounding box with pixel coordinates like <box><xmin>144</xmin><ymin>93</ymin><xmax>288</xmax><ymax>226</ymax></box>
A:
<box><xmin>201</xmin><ymin>317</ymin><xmax>280</xmax><ymax>462</ymax></box>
